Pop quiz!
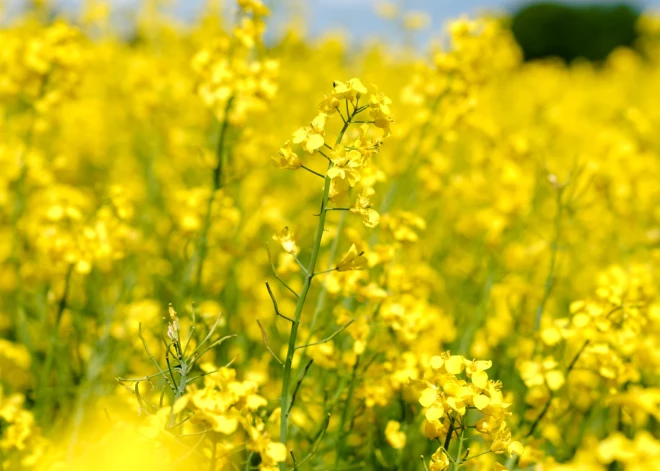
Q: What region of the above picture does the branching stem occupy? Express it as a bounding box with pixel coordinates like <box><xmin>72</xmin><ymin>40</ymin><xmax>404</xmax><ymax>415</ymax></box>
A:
<box><xmin>279</xmin><ymin>101</ymin><xmax>358</xmax><ymax>469</ymax></box>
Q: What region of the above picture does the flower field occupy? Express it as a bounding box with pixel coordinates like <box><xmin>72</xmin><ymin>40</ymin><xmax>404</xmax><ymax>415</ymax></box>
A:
<box><xmin>2</xmin><ymin>1</ymin><xmax>660</xmax><ymax>470</ymax></box>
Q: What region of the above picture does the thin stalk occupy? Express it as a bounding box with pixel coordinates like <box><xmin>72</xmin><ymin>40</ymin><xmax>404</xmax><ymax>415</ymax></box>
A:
<box><xmin>454</xmin><ymin>410</ymin><xmax>467</xmax><ymax>470</ymax></box>
<box><xmin>534</xmin><ymin>187</ymin><xmax>565</xmax><ymax>333</ymax></box>
<box><xmin>460</xmin><ymin>450</ymin><xmax>492</xmax><ymax>463</ymax></box>
<box><xmin>210</xmin><ymin>433</ymin><xmax>217</xmax><ymax>471</ymax></box>
<box><xmin>379</xmin><ymin>90</ymin><xmax>445</xmax><ymax>213</ymax></box>
<box><xmin>289</xmin><ymin>211</ymin><xmax>347</xmax><ymax>406</ymax></box>
<box><xmin>288</xmin><ymin>359</ymin><xmax>314</xmax><ymax>416</ymax></box>
<box><xmin>526</xmin><ymin>305</ymin><xmax>621</xmax><ymax>437</ymax></box>
<box><xmin>334</xmin><ymin>356</ymin><xmax>361</xmax><ymax>470</ymax></box>
<box><xmin>279</xmin><ymin>106</ymin><xmax>356</xmax><ymax>467</ymax></box>
<box><xmin>38</xmin><ymin>264</ymin><xmax>73</xmax><ymax>422</ymax></box>
<box><xmin>298</xmin><ymin>211</ymin><xmax>347</xmax><ymax>355</ymax></box>
<box><xmin>296</xmin><ymin>319</ymin><xmax>354</xmax><ymax>351</ymax></box>
<box><xmin>195</xmin><ymin>97</ymin><xmax>234</xmax><ymax>293</ymax></box>
<box><xmin>257</xmin><ymin>319</ymin><xmax>283</xmax><ymax>365</ymax></box>
<box><xmin>443</xmin><ymin>414</ymin><xmax>456</xmax><ymax>452</ymax></box>
<box><xmin>526</xmin><ymin>337</ymin><xmax>589</xmax><ymax>437</ymax></box>
<box><xmin>301</xmin><ymin>165</ymin><xmax>325</xmax><ymax>179</ymax></box>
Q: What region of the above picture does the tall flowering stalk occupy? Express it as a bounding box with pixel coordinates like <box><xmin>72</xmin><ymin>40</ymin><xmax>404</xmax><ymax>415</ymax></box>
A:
<box><xmin>190</xmin><ymin>0</ymin><xmax>277</xmax><ymax>294</ymax></box>
<box><xmin>271</xmin><ymin>78</ymin><xmax>394</xmax><ymax>459</ymax></box>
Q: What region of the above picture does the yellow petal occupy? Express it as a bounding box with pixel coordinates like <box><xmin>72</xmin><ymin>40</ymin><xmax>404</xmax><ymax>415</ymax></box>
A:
<box><xmin>545</xmin><ymin>370</ymin><xmax>565</xmax><ymax>391</ymax></box>
<box><xmin>425</xmin><ymin>403</ymin><xmax>444</xmax><ymax>421</ymax></box>
<box><xmin>246</xmin><ymin>393</ymin><xmax>268</xmax><ymax>410</ymax></box>
<box><xmin>429</xmin><ymin>356</ymin><xmax>444</xmax><ymax>369</ymax></box>
<box><xmin>363</xmin><ymin>208</ymin><xmax>380</xmax><ymax>228</ymax></box>
<box><xmin>266</xmin><ymin>442</ymin><xmax>288</xmax><ymax>462</ymax></box>
<box><xmin>212</xmin><ymin>415</ymin><xmax>238</xmax><ymax>434</ymax></box>
<box><xmin>349</xmin><ymin>78</ymin><xmax>368</xmax><ymax>95</ymax></box>
<box><xmin>475</xmin><ymin>360</ymin><xmax>492</xmax><ymax>370</ymax></box>
<box><xmin>572</xmin><ymin>313</ymin><xmax>590</xmax><ymax>328</ymax></box>
<box><xmin>311</xmin><ymin>113</ymin><xmax>327</xmax><ymax>131</ymax></box>
<box><xmin>292</xmin><ymin>127</ymin><xmax>307</xmax><ymax>144</ymax></box>
<box><xmin>541</xmin><ymin>326</ymin><xmax>562</xmax><ymax>345</ymax></box>
<box><xmin>471</xmin><ymin>369</ymin><xmax>488</xmax><ymax>389</ymax></box>
<box><xmin>419</xmin><ymin>388</ymin><xmax>437</xmax><ymax>408</ymax></box>
<box><xmin>445</xmin><ymin>355</ymin><xmax>465</xmax><ymax>375</ymax></box>
<box><xmin>473</xmin><ymin>394</ymin><xmax>490</xmax><ymax>410</ymax></box>
<box><xmin>508</xmin><ymin>441</ymin><xmax>524</xmax><ymax>457</ymax></box>
<box><xmin>385</xmin><ymin>420</ymin><xmax>407</xmax><ymax>449</ymax></box>
<box><xmin>327</xmin><ymin>167</ymin><xmax>343</xmax><ymax>180</ymax></box>
<box><xmin>306</xmin><ymin>133</ymin><xmax>325</xmax><ymax>152</ymax></box>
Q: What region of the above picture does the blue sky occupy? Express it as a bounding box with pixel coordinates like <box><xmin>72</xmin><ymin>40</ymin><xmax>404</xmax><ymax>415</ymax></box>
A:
<box><xmin>5</xmin><ymin>0</ymin><xmax>660</xmax><ymax>44</ymax></box>
<box><xmin>287</xmin><ymin>0</ymin><xmax>660</xmax><ymax>45</ymax></box>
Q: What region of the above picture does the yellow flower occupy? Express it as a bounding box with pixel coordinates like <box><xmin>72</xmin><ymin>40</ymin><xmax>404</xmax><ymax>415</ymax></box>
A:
<box><xmin>332</xmin><ymin>78</ymin><xmax>368</xmax><ymax>101</ymax></box>
<box><xmin>350</xmin><ymin>187</ymin><xmax>380</xmax><ymax>228</ymax></box>
<box><xmin>273</xmin><ymin>226</ymin><xmax>298</xmax><ymax>254</ymax></box>
<box><xmin>369</xmin><ymin>85</ymin><xmax>394</xmax><ymax>136</ymax></box>
<box><xmin>327</xmin><ymin>145</ymin><xmax>363</xmax><ymax>187</ymax></box>
<box><xmin>403</xmin><ymin>11</ymin><xmax>431</xmax><ymax>31</ymax></box>
<box><xmin>429</xmin><ymin>447</ymin><xmax>450</xmax><ymax>471</ymax></box>
<box><xmin>336</xmin><ymin>244</ymin><xmax>367</xmax><ymax>271</ymax></box>
<box><xmin>444</xmin><ymin>355</ymin><xmax>465</xmax><ymax>374</ymax></box>
<box><xmin>318</xmin><ymin>94</ymin><xmax>341</xmax><ymax>114</ymax></box>
<box><xmin>519</xmin><ymin>357</ymin><xmax>565</xmax><ymax>392</ymax></box>
<box><xmin>272</xmin><ymin>140</ymin><xmax>302</xmax><ymax>170</ymax></box>
<box><xmin>465</xmin><ymin>359</ymin><xmax>492</xmax><ymax>389</ymax></box>
<box><xmin>508</xmin><ymin>440</ymin><xmax>524</xmax><ymax>457</ymax></box>
<box><xmin>385</xmin><ymin>420</ymin><xmax>407</xmax><ymax>449</ymax></box>
<box><xmin>265</xmin><ymin>441</ymin><xmax>287</xmax><ymax>463</ymax></box>
<box><xmin>292</xmin><ymin>113</ymin><xmax>327</xmax><ymax>154</ymax></box>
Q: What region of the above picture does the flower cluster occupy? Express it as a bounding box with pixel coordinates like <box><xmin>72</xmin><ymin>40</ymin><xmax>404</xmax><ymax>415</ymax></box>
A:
<box><xmin>413</xmin><ymin>353</ymin><xmax>523</xmax><ymax>470</ymax></box>
<box><xmin>175</xmin><ymin>366</ymin><xmax>286</xmax><ymax>471</ymax></box>
<box><xmin>0</xmin><ymin>21</ymin><xmax>85</xmax><ymax>113</ymax></box>
<box><xmin>191</xmin><ymin>0</ymin><xmax>278</xmax><ymax>124</ymax></box>
<box><xmin>274</xmin><ymin>78</ymin><xmax>393</xmax><ymax>228</ymax></box>
<box><xmin>0</xmin><ymin>389</ymin><xmax>50</xmax><ymax>469</ymax></box>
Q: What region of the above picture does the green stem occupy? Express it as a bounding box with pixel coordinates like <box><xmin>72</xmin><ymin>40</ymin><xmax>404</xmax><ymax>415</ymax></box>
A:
<box><xmin>461</xmin><ymin>450</ymin><xmax>492</xmax><ymax>463</ymax></box>
<box><xmin>38</xmin><ymin>264</ymin><xmax>73</xmax><ymax>423</ymax></box>
<box><xmin>443</xmin><ymin>414</ymin><xmax>456</xmax><ymax>452</ymax></box>
<box><xmin>454</xmin><ymin>410</ymin><xmax>467</xmax><ymax>470</ymax></box>
<box><xmin>379</xmin><ymin>90</ymin><xmax>445</xmax><ymax>213</ymax></box>
<box><xmin>292</xmin><ymin>210</ymin><xmax>347</xmax><ymax>381</ymax></box>
<box><xmin>194</xmin><ymin>97</ymin><xmax>234</xmax><ymax>294</ymax></box>
<box><xmin>334</xmin><ymin>355</ymin><xmax>360</xmax><ymax>470</ymax></box>
<box><xmin>534</xmin><ymin>187</ymin><xmax>564</xmax><ymax>333</ymax></box>
<box><xmin>279</xmin><ymin>107</ymin><xmax>355</xmax><ymax>467</ymax></box>
<box><xmin>210</xmin><ymin>433</ymin><xmax>217</xmax><ymax>471</ymax></box>
<box><xmin>525</xmin><ymin>306</ymin><xmax>621</xmax><ymax>438</ymax></box>
<box><xmin>168</xmin><ymin>357</ymin><xmax>188</xmax><ymax>427</ymax></box>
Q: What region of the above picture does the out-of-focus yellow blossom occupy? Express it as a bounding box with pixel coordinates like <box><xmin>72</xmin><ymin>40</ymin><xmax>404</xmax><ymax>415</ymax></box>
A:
<box><xmin>336</xmin><ymin>244</ymin><xmax>367</xmax><ymax>271</ymax></box>
<box><xmin>374</xmin><ymin>1</ymin><xmax>398</xmax><ymax>20</ymax></box>
<box><xmin>384</xmin><ymin>420</ymin><xmax>406</xmax><ymax>449</ymax></box>
<box><xmin>273</xmin><ymin>226</ymin><xmax>299</xmax><ymax>254</ymax></box>
<box><xmin>0</xmin><ymin>21</ymin><xmax>85</xmax><ymax>113</ymax></box>
<box><xmin>0</xmin><ymin>389</ymin><xmax>50</xmax><ymax>469</ymax></box>
<box><xmin>272</xmin><ymin>140</ymin><xmax>302</xmax><ymax>169</ymax></box>
<box><xmin>403</xmin><ymin>11</ymin><xmax>431</xmax><ymax>31</ymax></box>
<box><xmin>350</xmin><ymin>187</ymin><xmax>380</xmax><ymax>228</ymax></box>
<box><xmin>191</xmin><ymin>0</ymin><xmax>277</xmax><ymax>124</ymax></box>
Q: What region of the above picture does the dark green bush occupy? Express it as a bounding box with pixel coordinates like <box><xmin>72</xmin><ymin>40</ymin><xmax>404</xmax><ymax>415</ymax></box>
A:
<box><xmin>511</xmin><ymin>2</ymin><xmax>640</xmax><ymax>62</ymax></box>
